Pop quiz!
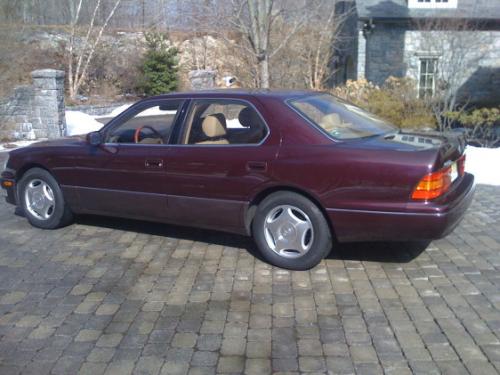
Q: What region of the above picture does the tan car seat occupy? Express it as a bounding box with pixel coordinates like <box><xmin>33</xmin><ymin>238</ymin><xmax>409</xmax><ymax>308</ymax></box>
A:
<box><xmin>230</xmin><ymin>107</ymin><xmax>265</xmax><ymax>144</ymax></box>
<box><xmin>319</xmin><ymin>113</ymin><xmax>342</xmax><ymax>133</ymax></box>
<box><xmin>196</xmin><ymin>113</ymin><xmax>229</xmax><ymax>144</ymax></box>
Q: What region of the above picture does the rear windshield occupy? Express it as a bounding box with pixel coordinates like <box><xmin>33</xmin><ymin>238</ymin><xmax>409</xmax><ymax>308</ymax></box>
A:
<box><xmin>289</xmin><ymin>93</ymin><xmax>396</xmax><ymax>140</ymax></box>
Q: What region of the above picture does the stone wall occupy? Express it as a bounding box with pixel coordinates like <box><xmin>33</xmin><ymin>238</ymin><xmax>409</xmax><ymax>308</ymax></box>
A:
<box><xmin>362</xmin><ymin>22</ymin><xmax>500</xmax><ymax>105</ymax></box>
<box><xmin>0</xmin><ymin>69</ymin><xmax>66</xmax><ymax>140</ymax></box>
<box><xmin>403</xmin><ymin>29</ymin><xmax>500</xmax><ymax>105</ymax></box>
<box><xmin>365</xmin><ymin>23</ymin><xmax>407</xmax><ymax>85</ymax></box>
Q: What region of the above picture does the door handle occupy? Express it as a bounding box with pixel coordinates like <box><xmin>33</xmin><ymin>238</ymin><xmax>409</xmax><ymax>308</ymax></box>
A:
<box><xmin>145</xmin><ymin>159</ymin><xmax>164</xmax><ymax>168</ymax></box>
<box><xmin>246</xmin><ymin>161</ymin><xmax>267</xmax><ymax>172</ymax></box>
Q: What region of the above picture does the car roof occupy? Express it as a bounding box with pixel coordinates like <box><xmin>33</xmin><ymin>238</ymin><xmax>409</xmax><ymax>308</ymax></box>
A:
<box><xmin>148</xmin><ymin>89</ymin><xmax>322</xmax><ymax>101</ymax></box>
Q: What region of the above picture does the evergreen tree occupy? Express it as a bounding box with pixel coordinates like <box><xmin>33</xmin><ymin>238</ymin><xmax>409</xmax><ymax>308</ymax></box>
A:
<box><xmin>139</xmin><ymin>31</ymin><xmax>179</xmax><ymax>96</ymax></box>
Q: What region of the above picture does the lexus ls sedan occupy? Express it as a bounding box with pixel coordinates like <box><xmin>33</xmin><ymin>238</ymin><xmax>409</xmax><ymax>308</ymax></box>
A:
<box><xmin>1</xmin><ymin>90</ymin><xmax>475</xmax><ymax>270</ymax></box>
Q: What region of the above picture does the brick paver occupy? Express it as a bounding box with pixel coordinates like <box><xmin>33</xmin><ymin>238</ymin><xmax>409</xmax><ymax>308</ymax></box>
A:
<box><xmin>0</xmin><ymin>164</ymin><xmax>499</xmax><ymax>374</ymax></box>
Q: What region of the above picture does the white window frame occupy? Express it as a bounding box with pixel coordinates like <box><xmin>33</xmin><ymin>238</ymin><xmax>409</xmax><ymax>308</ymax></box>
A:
<box><xmin>418</xmin><ymin>57</ymin><xmax>438</xmax><ymax>98</ymax></box>
<box><xmin>408</xmin><ymin>0</ymin><xmax>458</xmax><ymax>9</ymax></box>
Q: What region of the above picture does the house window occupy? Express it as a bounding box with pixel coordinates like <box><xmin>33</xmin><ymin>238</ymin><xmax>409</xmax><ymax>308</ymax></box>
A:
<box><xmin>419</xmin><ymin>58</ymin><xmax>437</xmax><ymax>98</ymax></box>
<box><xmin>408</xmin><ymin>0</ymin><xmax>457</xmax><ymax>8</ymax></box>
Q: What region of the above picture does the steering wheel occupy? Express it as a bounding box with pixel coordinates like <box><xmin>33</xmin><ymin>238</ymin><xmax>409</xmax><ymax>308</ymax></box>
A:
<box><xmin>134</xmin><ymin>125</ymin><xmax>164</xmax><ymax>144</ymax></box>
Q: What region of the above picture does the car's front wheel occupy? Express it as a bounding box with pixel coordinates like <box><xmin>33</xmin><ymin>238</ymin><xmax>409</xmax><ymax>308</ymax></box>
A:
<box><xmin>252</xmin><ymin>191</ymin><xmax>332</xmax><ymax>270</ymax></box>
<box><xmin>18</xmin><ymin>168</ymin><xmax>73</xmax><ymax>229</ymax></box>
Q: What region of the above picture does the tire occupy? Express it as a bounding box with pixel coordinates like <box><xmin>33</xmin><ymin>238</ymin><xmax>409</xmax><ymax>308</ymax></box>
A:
<box><xmin>18</xmin><ymin>167</ymin><xmax>73</xmax><ymax>229</ymax></box>
<box><xmin>252</xmin><ymin>191</ymin><xmax>332</xmax><ymax>270</ymax></box>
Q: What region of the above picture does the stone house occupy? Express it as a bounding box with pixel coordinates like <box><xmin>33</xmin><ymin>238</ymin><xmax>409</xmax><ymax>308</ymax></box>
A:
<box><xmin>335</xmin><ymin>0</ymin><xmax>500</xmax><ymax>105</ymax></box>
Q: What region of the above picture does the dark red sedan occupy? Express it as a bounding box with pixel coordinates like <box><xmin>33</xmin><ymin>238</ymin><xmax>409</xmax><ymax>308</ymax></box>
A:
<box><xmin>1</xmin><ymin>90</ymin><xmax>474</xmax><ymax>270</ymax></box>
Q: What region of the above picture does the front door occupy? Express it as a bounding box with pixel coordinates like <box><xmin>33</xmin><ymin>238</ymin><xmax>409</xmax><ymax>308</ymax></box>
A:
<box><xmin>72</xmin><ymin>99</ymin><xmax>185</xmax><ymax>219</ymax></box>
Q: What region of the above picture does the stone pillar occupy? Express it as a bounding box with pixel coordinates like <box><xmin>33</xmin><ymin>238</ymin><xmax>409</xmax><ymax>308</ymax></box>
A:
<box><xmin>31</xmin><ymin>69</ymin><xmax>66</xmax><ymax>139</ymax></box>
<box><xmin>357</xmin><ymin>29</ymin><xmax>367</xmax><ymax>80</ymax></box>
<box><xmin>188</xmin><ymin>70</ymin><xmax>217</xmax><ymax>90</ymax></box>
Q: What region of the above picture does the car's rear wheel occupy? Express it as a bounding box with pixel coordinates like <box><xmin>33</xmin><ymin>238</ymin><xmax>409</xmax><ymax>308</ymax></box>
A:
<box><xmin>252</xmin><ymin>191</ymin><xmax>332</xmax><ymax>270</ymax></box>
<box><xmin>18</xmin><ymin>168</ymin><xmax>73</xmax><ymax>229</ymax></box>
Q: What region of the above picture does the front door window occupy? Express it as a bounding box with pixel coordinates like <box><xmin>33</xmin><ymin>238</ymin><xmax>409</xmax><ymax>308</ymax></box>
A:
<box><xmin>106</xmin><ymin>100</ymin><xmax>184</xmax><ymax>144</ymax></box>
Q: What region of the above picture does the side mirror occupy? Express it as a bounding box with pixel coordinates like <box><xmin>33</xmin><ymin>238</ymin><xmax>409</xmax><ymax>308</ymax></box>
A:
<box><xmin>87</xmin><ymin>131</ymin><xmax>102</xmax><ymax>146</ymax></box>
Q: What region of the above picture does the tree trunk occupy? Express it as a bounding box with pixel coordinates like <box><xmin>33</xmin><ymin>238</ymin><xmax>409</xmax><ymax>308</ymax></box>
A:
<box><xmin>258</xmin><ymin>55</ymin><xmax>270</xmax><ymax>88</ymax></box>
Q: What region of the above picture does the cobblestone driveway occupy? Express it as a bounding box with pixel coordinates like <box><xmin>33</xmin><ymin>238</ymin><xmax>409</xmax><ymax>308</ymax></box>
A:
<box><xmin>1</xmin><ymin>170</ymin><xmax>500</xmax><ymax>374</ymax></box>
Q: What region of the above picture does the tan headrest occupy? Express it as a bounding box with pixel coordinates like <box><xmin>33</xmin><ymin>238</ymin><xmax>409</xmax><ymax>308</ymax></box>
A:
<box><xmin>320</xmin><ymin>113</ymin><xmax>342</xmax><ymax>131</ymax></box>
<box><xmin>202</xmin><ymin>114</ymin><xmax>227</xmax><ymax>138</ymax></box>
<box><xmin>238</xmin><ymin>107</ymin><xmax>255</xmax><ymax>128</ymax></box>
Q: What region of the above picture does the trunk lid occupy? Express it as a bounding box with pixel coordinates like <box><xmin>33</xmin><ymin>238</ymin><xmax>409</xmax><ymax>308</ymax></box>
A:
<box><xmin>354</xmin><ymin>130</ymin><xmax>467</xmax><ymax>170</ymax></box>
<box><xmin>385</xmin><ymin>130</ymin><xmax>466</xmax><ymax>168</ymax></box>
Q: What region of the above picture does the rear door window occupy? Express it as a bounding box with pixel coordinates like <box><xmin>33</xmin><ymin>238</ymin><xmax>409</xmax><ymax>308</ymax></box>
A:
<box><xmin>181</xmin><ymin>100</ymin><xmax>268</xmax><ymax>145</ymax></box>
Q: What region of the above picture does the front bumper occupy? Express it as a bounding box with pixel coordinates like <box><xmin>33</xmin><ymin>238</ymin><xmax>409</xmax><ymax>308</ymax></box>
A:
<box><xmin>327</xmin><ymin>173</ymin><xmax>475</xmax><ymax>242</ymax></box>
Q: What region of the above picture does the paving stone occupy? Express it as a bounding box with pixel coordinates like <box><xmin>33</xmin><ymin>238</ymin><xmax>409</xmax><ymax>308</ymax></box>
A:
<box><xmin>96</xmin><ymin>334</ymin><xmax>123</xmax><ymax>348</ymax></box>
<box><xmin>87</xmin><ymin>348</ymin><xmax>115</xmax><ymax>363</ymax></box>
<box><xmin>221</xmin><ymin>337</ymin><xmax>246</xmax><ymax>356</ymax></box>
<box><xmin>0</xmin><ymin>291</ymin><xmax>26</xmax><ymax>305</ymax></box>
<box><xmin>105</xmin><ymin>359</ymin><xmax>135</xmax><ymax>375</ymax></box>
<box><xmin>191</xmin><ymin>351</ymin><xmax>218</xmax><ymax>367</ymax></box>
<box><xmin>349</xmin><ymin>345</ymin><xmax>379</xmax><ymax>363</ymax></box>
<box><xmin>187</xmin><ymin>367</ymin><xmax>215</xmax><ymax>375</ymax></box>
<box><xmin>325</xmin><ymin>357</ymin><xmax>355</xmax><ymax>374</ymax></box>
<box><xmin>75</xmin><ymin>329</ymin><xmax>102</xmax><ymax>342</ymax></box>
<box><xmin>196</xmin><ymin>334</ymin><xmax>222</xmax><ymax>351</ymax></box>
<box><xmin>160</xmin><ymin>360</ymin><xmax>189</xmax><ymax>375</ymax></box>
<box><xmin>299</xmin><ymin>356</ymin><xmax>326</xmax><ymax>372</ymax></box>
<box><xmin>217</xmin><ymin>356</ymin><xmax>245</xmax><ymax>373</ymax></box>
<box><xmin>297</xmin><ymin>339</ymin><xmax>323</xmax><ymax>356</ymax></box>
<box><xmin>134</xmin><ymin>356</ymin><xmax>164</xmax><ymax>375</ymax></box>
<box><xmin>51</xmin><ymin>355</ymin><xmax>85</xmax><ymax>375</ymax></box>
<box><xmin>172</xmin><ymin>332</ymin><xmax>197</xmax><ymax>348</ymax></box>
<box><xmin>96</xmin><ymin>303</ymin><xmax>120</xmax><ymax>316</ymax></box>
<box><xmin>79</xmin><ymin>362</ymin><xmax>107</xmax><ymax>375</ymax></box>
<box><xmin>245</xmin><ymin>358</ymin><xmax>271</xmax><ymax>374</ymax></box>
<box><xmin>272</xmin><ymin>357</ymin><xmax>299</xmax><ymax>372</ymax></box>
<box><xmin>71</xmin><ymin>284</ymin><xmax>93</xmax><ymax>296</ymax></box>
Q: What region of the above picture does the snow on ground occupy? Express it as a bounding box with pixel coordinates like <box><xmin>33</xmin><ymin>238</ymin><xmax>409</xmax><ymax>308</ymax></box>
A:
<box><xmin>65</xmin><ymin>111</ymin><xmax>104</xmax><ymax>135</ymax></box>
<box><xmin>109</xmin><ymin>104</ymin><xmax>132</xmax><ymax>116</ymax></box>
<box><xmin>465</xmin><ymin>146</ymin><xmax>500</xmax><ymax>186</ymax></box>
<box><xmin>93</xmin><ymin>105</ymin><xmax>176</xmax><ymax>120</ymax></box>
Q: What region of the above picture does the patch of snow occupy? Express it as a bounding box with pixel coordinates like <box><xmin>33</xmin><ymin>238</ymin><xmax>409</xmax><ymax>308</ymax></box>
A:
<box><xmin>65</xmin><ymin>111</ymin><xmax>104</xmax><ymax>136</ymax></box>
<box><xmin>94</xmin><ymin>104</ymin><xmax>177</xmax><ymax>119</ymax></box>
<box><xmin>108</xmin><ymin>104</ymin><xmax>133</xmax><ymax>116</ymax></box>
<box><xmin>226</xmin><ymin>118</ymin><xmax>244</xmax><ymax>128</ymax></box>
<box><xmin>465</xmin><ymin>146</ymin><xmax>500</xmax><ymax>186</ymax></box>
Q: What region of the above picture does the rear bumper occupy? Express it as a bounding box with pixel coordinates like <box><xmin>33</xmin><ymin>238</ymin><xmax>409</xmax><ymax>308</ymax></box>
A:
<box><xmin>328</xmin><ymin>173</ymin><xmax>475</xmax><ymax>242</ymax></box>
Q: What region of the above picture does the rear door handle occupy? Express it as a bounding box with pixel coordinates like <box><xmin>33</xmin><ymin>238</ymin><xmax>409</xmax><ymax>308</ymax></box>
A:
<box><xmin>145</xmin><ymin>159</ymin><xmax>164</xmax><ymax>168</ymax></box>
<box><xmin>246</xmin><ymin>161</ymin><xmax>267</xmax><ymax>172</ymax></box>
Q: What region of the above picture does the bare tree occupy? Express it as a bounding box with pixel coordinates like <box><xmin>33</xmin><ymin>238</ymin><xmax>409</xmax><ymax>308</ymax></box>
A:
<box><xmin>298</xmin><ymin>0</ymin><xmax>352</xmax><ymax>90</ymax></box>
<box><xmin>414</xmin><ymin>18</ymin><xmax>491</xmax><ymax>132</ymax></box>
<box><xmin>227</xmin><ymin>0</ymin><xmax>307</xmax><ymax>88</ymax></box>
<box><xmin>67</xmin><ymin>0</ymin><xmax>122</xmax><ymax>100</ymax></box>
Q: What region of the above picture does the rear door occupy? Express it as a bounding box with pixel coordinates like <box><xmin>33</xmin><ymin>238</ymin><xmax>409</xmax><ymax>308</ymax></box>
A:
<box><xmin>164</xmin><ymin>98</ymin><xmax>278</xmax><ymax>232</ymax></box>
<box><xmin>72</xmin><ymin>99</ymin><xmax>185</xmax><ymax>219</ymax></box>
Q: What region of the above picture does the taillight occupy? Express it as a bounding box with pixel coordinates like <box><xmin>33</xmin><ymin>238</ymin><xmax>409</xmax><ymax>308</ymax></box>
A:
<box><xmin>412</xmin><ymin>166</ymin><xmax>452</xmax><ymax>200</ymax></box>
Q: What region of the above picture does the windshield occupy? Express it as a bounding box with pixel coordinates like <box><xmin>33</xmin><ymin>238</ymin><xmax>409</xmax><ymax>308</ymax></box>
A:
<box><xmin>289</xmin><ymin>93</ymin><xmax>396</xmax><ymax>140</ymax></box>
